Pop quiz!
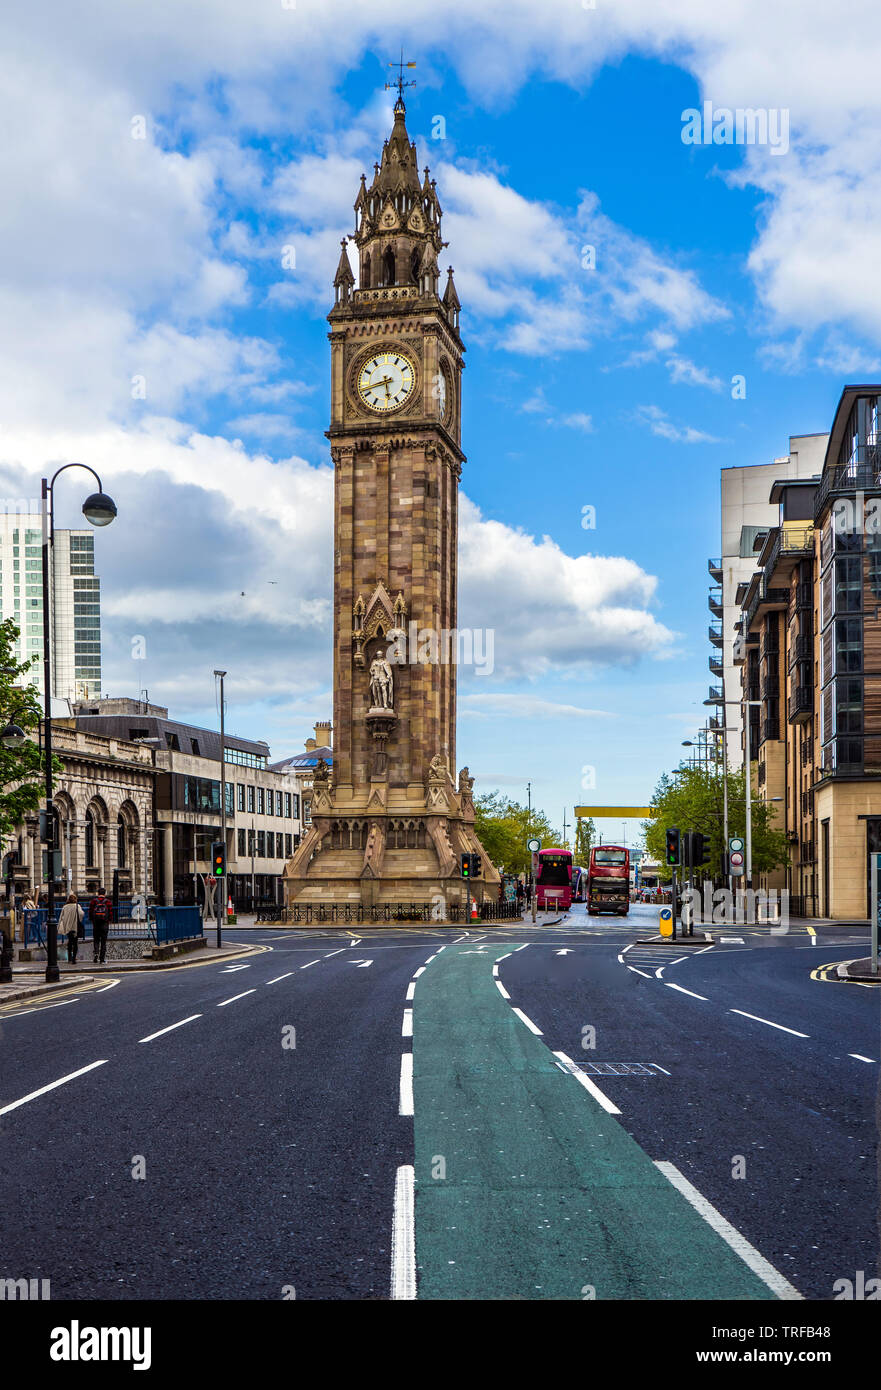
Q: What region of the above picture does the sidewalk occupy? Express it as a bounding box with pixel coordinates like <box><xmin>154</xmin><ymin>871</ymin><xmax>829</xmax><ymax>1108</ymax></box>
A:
<box><xmin>0</xmin><ymin>939</ymin><xmax>265</xmax><ymax>1006</ymax></box>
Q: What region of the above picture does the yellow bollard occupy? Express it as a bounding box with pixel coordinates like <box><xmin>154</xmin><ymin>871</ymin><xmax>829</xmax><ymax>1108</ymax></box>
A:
<box><xmin>659</xmin><ymin>906</ymin><xmax>673</xmax><ymax>938</ymax></box>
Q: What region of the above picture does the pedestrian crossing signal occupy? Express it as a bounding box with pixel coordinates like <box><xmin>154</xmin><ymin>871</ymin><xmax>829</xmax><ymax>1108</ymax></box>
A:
<box><xmin>212</xmin><ymin>841</ymin><xmax>226</xmax><ymax>877</ymax></box>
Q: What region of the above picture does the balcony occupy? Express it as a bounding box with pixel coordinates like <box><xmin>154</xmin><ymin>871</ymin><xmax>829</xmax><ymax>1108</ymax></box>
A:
<box><xmin>745</xmin><ymin>579</ymin><xmax>789</xmax><ymax>633</ymax></box>
<box><xmin>764</xmin><ymin>525</ymin><xmax>815</xmax><ymax>579</ymax></box>
<box><xmin>732</xmin><ymin>636</ymin><xmax>746</xmax><ymax>665</ymax></box>
<box><xmin>708</xmin><ymin>557</ymin><xmax>722</xmax><ymax>580</ymax></box>
<box><xmin>791</xmin><ymin>582</ymin><xmax>812</xmax><ymax>612</ymax></box>
<box><xmin>709</xmin><ymin>623</ymin><xmax>723</xmax><ymax>647</ymax></box>
<box><xmin>762</xmin><ymin>716</ymin><xmax>779</xmax><ymax>743</ymax></box>
<box><xmin>709</xmin><ymin>655</ymin><xmax>723</xmax><ymax>678</ymax></box>
<box><xmin>708</xmin><ymin>715</ymin><xmax>722</xmax><ymax>731</ymax></box>
<box><xmin>707</xmin><ymin>686</ymin><xmax>724</xmax><ymax>704</ymax></box>
<box><xmin>788</xmin><ymin>634</ymin><xmax>813</xmax><ymax>665</ymax></box>
<box><xmin>708</xmin><ymin>587</ymin><xmax>723</xmax><ymax>617</ymax></box>
<box><xmin>788</xmin><ymin>686</ymin><xmax>813</xmax><ymax>722</ymax></box>
<box><xmin>814</xmin><ymin>445</ymin><xmax>881</xmax><ymax>517</ymax></box>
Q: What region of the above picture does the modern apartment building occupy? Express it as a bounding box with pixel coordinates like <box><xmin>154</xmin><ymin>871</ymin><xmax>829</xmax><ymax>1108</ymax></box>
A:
<box><xmin>733</xmin><ymin>386</ymin><xmax>881</xmax><ymax>919</ymax></box>
<box><xmin>0</xmin><ymin>513</ymin><xmax>102</xmax><ymax>699</ymax></box>
<box><xmin>710</xmin><ymin>438</ymin><xmax>828</xmax><ymax>767</ymax></box>
<box><xmin>70</xmin><ymin>697</ymin><xmax>301</xmax><ymax>908</ymax></box>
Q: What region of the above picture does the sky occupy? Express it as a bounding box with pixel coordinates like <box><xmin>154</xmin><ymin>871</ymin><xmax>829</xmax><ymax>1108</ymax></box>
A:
<box><xmin>2</xmin><ymin>0</ymin><xmax>881</xmax><ymax>848</ymax></box>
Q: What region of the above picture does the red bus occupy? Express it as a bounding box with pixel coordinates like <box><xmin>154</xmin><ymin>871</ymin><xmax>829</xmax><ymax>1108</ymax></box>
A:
<box><xmin>587</xmin><ymin>845</ymin><xmax>630</xmax><ymax>916</ymax></box>
<box><xmin>571</xmin><ymin>864</ymin><xmax>588</xmax><ymax>902</ymax></box>
<box><xmin>536</xmin><ymin>847</ymin><xmax>573</xmax><ymax>910</ymax></box>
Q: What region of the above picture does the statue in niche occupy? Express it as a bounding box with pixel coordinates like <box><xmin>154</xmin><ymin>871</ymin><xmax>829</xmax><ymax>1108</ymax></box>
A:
<box><xmin>369</xmin><ymin>652</ymin><xmax>394</xmax><ymax>710</ymax></box>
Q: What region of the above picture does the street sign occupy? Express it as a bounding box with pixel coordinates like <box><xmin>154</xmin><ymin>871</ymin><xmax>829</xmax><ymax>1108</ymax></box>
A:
<box><xmin>526</xmin><ymin>837</ymin><xmax>541</xmax><ymax>852</ymax></box>
<box><xmin>659</xmin><ymin>906</ymin><xmax>673</xmax><ymax>938</ymax></box>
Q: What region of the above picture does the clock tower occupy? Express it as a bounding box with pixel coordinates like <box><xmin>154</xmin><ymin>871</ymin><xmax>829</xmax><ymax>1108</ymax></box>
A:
<box><xmin>284</xmin><ymin>93</ymin><xmax>499</xmax><ymax>914</ymax></box>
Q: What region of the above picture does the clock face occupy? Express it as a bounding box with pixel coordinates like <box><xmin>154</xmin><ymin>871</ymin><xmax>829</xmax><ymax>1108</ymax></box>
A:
<box><xmin>357</xmin><ymin>352</ymin><xmax>416</xmax><ymax>412</ymax></box>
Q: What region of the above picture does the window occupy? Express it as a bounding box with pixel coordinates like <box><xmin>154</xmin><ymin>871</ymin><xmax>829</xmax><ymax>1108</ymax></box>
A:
<box><xmin>224</xmin><ymin>746</ymin><xmax>268</xmax><ymax>770</ymax></box>
<box><xmin>237</xmin><ymin>828</ymin><xmax>246</xmax><ymax>856</ymax></box>
<box><xmin>237</xmin><ymin>783</ymin><xmax>245</xmax><ymax>812</ymax></box>
<box><xmin>225</xmin><ymin>782</ymin><xmax>234</xmax><ymax>816</ymax></box>
<box><xmin>835</xmin><ymin>556</ymin><xmax>861</xmax><ymax>614</ymax></box>
<box><xmin>276</xmin><ymin>791</ymin><xmax>283</xmax><ymax>817</ymax></box>
<box><xmin>284</xmin><ymin>792</ymin><xmax>292</xmax><ymax>818</ymax></box>
<box><xmin>182</xmin><ymin>777</ymin><xmax>220</xmax><ymax>812</ymax></box>
<box><xmin>291</xmin><ymin>794</ymin><xmax>300</xmax><ymax>819</ymax></box>
<box><xmin>266</xmin><ymin>788</ymin><xmax>274</xmax><ymax>816</ymax></box>
<box><xmin>191</xmin><ymin>738</ymin><xmax>200</xmax><ymax>756</ymax></box>
<box><xmin>117</xmin><ymin>814</ymin><xmax>126</xmax><ymax>868</ymax></box>
<box><xmin>85</xmin><ymin>811</ymin><xmax>95</xmax><ymax>866</ymax></box>
<box><xmin>835</xmin><ymin>617</ymin><xmax>862</xmax><ymax>673</ymax></box>
<box><xmin>247</xmin><ymin>785</ymin><xmax>255</xmax><ymax>814</ymax></box>
<box><xmin>285</xmin><ymin>834</ymin><xmax>293</xmax><ymax>856</ymax></box>
<box><xmin>835</xmin><ymin>678</ymin><xmax>863</xmax><ymax>734</ymax></box>
<box><xmin>256</xmin><ymin>830</ymin><xmax>265</xmax><ymax>857</ymax></box>
<box><xmin>166</xmin><ymin>731</ymin><xmax>180</xmax><ymax>751</ymax></box>
<box><xmin>257</xmin><ymin>787</ymin><xmax>265</xmax><ymax>815</ymax></box>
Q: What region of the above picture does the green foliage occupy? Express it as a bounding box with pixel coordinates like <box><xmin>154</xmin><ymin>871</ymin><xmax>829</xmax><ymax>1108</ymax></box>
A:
<box><xmin>474</xmin><ymin>792</ymin><xmax>561</xmax><ymax>875</ymax></box>
<box><xmin>574</xmin><ymin>815</ymin><xmax>595</xmax><ymax>865</ymax></box>
<box><xmin>642</xmin><ymin>764</ymin><xmax>789</xmax><ymax>881</ymax></box>
<box><xmin>0</xmin><ymin>619</ymin><xmax>53</xmax><ymax>839</ymax></box>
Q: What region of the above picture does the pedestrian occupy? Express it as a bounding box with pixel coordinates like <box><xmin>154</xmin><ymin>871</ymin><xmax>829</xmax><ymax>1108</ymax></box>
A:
<box><xmin>88</xmin><ymin>886</ymin><xmax>112</xmax><ymax>964</ymax></box>
<box><xmin>58</xmin><ymin>892</ymin><xmax>84</xmax><ymax>964</ymax></box>
<box><xmin>22</xmin><ymin>892</ymin><xmax>36</xmax><ymax>911</ymax></box>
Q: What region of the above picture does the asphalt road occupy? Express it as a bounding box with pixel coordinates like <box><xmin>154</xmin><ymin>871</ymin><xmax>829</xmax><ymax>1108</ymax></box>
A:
<box><xmin>0</xmin><ymin>908</ymin><xmax>876</xmax><ymax>1300</ymax></box>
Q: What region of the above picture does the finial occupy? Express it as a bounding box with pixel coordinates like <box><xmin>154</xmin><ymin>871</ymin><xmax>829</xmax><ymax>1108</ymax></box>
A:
<box><xmin>385</xmin><ymin>50</ymin><xmax>416</xmax><ymax>106</ymax></box>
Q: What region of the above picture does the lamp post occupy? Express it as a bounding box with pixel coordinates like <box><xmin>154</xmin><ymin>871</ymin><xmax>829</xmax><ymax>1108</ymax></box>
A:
<box><xmin>214</xmin><ymin>670</ymin><xmax>227</xmax><ymax>950</ymax></box>
<box><xmin>708</xmin><ymin>697</ymin><xmax>762</xmax><ymax>889</ymax></box>
<box><xmin>41</xmin><ymin>465</ymin><xmax>117</xmax><ymax>982</ymax></box>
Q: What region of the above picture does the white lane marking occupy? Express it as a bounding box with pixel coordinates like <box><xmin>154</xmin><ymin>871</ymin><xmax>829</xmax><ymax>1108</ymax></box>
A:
<box><xmin>405</xmin><ymin>982</ymin><xmax>416</xmax><ymax>1001</ymax></box>
<box><xmin>413</xmin><ymin>967</ymin><xmax>425</xmax><ymax>979</ymax></box>
<box><xmin>666</xmin><ymin>982</ymin><xmax>709</xmax><ymax>1001</ymax></box>
<box><xmin>720</xmin><ymin>937</ymin><xmax>746</xmax><ymax>944</ymax></box>
<box><xmin>217</xmin><ymin>990</ymin><xmax>257</xmax><ymax>1007</ymax></box>
<box><xmin>139</xmin><ymin>1015</ymin><xmax>202</xmax><ymax>1044</ymax></box>
<box><xmin>391</xmin><ymin>1165</ymin><xmax>416</xmax><ymax>1300</ymax></box>
<box><xmin>495</xmin><ymin>980</ymin><xmax>511</xmax><ymax>1001</ymax></box>
<box><xmin>669</xmin><ymin>957</ymin><xmax>688</xmax><ymax>965</ymax></box>
<box><xmin>398</xmin><ymin>1053</ymin><xmax>414</xmax><ymax>1116</ymax></box>
<box><xmin>729</xmin><ymin>1009</ymin><xmax>809</xmax><ymax>1038</ymax></box>
<box><xmin>1</xmin><ymin>1060</ymin><xmax>108</xmax><ymax>1116</ymax></box>
<box><xmin>452</xmin><ymin>934</ymin><xmax>468</xmax><ymax>943</ymax></box>
<box><xmin>654</xmin><ymin>968</ymin><xmax>665</xmax><ymax>979</ymax></box>
<box><xmin>266</xmin><ymin>972</ymin><xmax>295</xmax><ymax>985</ymax></box>
<box><xmin>651</xmin><ymin>1062</ymin><xmax>671</xmax><ymax>1075</ymax></box>
<box><xmin>401</xmin><ymin>1009</ymin><xmax>413</xmax><ymax>1038</ymax></box>
<box><xmin>627</xmin><ymin>966</ymin><xmax>652</xmax><ymax>979</ymax></box>
<box><xmin>492</xmin><ymin>964</ymin><xmax>499</xmax><ymax>977</ymax></box>
<box><xmin>553</xmin><ymin>1051</ymin><xmax>621</xmax><ymax>1115</ymax></box>
<box><xmin>435</xmin><ymin>945</ymin><xmax>447</xmax><ymax>953</ymax></box>
<box><xmin>514</xmin><ymin>944</ymin><xmax>529</xmax><ymax>952</ymax></box>
<box><xmin>221</xmin><ymin>963</ymin><xmax>251</xmax><ymax>973</ymax></box>
<box><xmin>512</xmin><ymin>1007</ymin><xmax>542</xmax><ymax>1036</ymax></box>
<box><xmin>0</xmin><ymin>1008</ymin><xmax>37</xmax><ymax>1018</ymax></box>
<box><xmin>617</xmin><ymin>953</ymin><xmax>625</xmax><ymax>963</ymax></box>
<box><xmin>696</xmin><ymin>945</ymin><xmax>714</xmax><ymax>955</ymax></box>
<box><xmin>496</xmin><ymin>951</ymin><xmax>513</xmax><ymax>962</ymax></box>
<box><xmin>300</xmin><ymin>960</ymin><xmax>321</xmax><ymax>970</ymax></box>
<box><xmin>654</xmin><ymin>1162</ymin><xmax>802</xmax><ymax>1300</ymax></box>
<box><xmin>849</xmin><ymin>1053</ymin><xmax>876</xmax><ymax>1063</ymax></box>
<box><xmin>424</xmin><ymin>954</ymin><xmax>436</xmax><ymax>964</ymax></box>
<box><xmin>323</xmin><ymin>948</ymin><xmax>346</xmax><ymax>958</ymax></box>
<box><xmin>95</xmin><ymin>981</ymin><xmax>119</xmax><ymax>992</ymax></box>
<box><xmin>31</xmin><ymin>999</ymin><xmax>79</xmax><ymax>1010</ymax></box>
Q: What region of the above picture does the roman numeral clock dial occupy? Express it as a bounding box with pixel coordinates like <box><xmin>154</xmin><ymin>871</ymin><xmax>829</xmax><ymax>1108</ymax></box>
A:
<box><xmin>357</xmin><ymin>352</ymin><xmax>416</xmax><ymax>412</ymax></box>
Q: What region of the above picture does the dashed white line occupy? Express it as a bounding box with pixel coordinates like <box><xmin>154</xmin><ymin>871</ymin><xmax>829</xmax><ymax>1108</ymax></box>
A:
<box><xmin>401</xmin><ymin>1009</ymin><xmax>413</xmax><ymax>1038</ymax></box>
<box><xmin>665</xmin><ymin>982</ymin><xmax>709</xmax><ymax>1001</ymax></box>
<box><xmin>139</xmin><ymin>1015</ymin><xmax>202</xmax><ymax>1043</ymax></box>
<box><xmin>398</xmin><ymin>1053</ymin><xmax>414</xmax><ymax>1116</ymax></box>
<box><xmin>390</xmin><ymin>1165</ymin><xmax>416</xmax><ymax>1300</ymax></box>
<box><xmin>405</xmin><ymin>982</ymin><xmax>416</xmax><ymax>1001</ymax></box>
<box><xmin>512</xmin><ymin>1007</ymin><xmax>542</xmax><ymax>1036</ymax></box>
<box><xmin>654</xmin><ymin>1162</ymin><xmax>802</xmax><ymax>1300</ymax></box>
<box><xmin>217</xmin><ymin>990</ymin><xmax>256</xmax><ymax>1007</ymax></box>
<box><xmin>552</xmin><ymin>1051</ymin><xmax>621</xmax><ymax>1115</ymax></box>
<box><xmin>323</xmin><ymin>948</ymin><xmax>346</xmax><ymax>958</ymax></box>
<box><xmin>495</xmin><ymin>979</ymin><xmax>511</xmax><ymax>1001</ymax></box>
<box><xmin>299</xmin><ymin>960</ymin><xmax>321</xmax><ymax>970</ymax></box>
<box><xmin>1</xmin><ymin>1060</ymin><xmax>108</xmax><ymax>1116</ymax></box>
<box><xmin>266</xmin><ymin>972</ymin><xmax>295</xmax><ymax>985</ymax></box>
<box><xmin>729</xmin><ymin>1009</ymin><xmax>809</xmax><ymax>1038</ymax></box>
<box><xmin>849</xmin><ymin>1053</ymin><xmax>876</xmax><ymax>1063</ymax></box>
<box><xmin>412</xmin><ymin>967</ymin><xmax>425</xmax><ymax>979</ymax></box>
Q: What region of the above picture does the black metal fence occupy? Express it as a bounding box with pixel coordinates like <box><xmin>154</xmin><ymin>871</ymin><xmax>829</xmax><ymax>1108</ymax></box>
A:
<box><xmin>286</xmin><ymin>900</ymin><xmax>524</xmax><ymax>925</ymax></box>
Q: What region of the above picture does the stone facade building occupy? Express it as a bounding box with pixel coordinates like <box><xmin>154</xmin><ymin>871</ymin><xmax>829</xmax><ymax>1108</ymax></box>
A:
<box><xmin>283</xmin><ymin>94</ymin><xmax>497</xmax><ymax>913</ymax></box>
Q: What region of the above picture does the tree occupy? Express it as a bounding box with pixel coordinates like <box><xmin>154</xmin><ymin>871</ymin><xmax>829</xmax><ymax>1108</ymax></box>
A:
<box><xmin>0</xmin><ymin>619</ymin><xmax>53</xmax><ymax>840</ymax></box>
<box><xmin>474</xmin><ymin>792</ymin><xmax>560</xmax><ymax>875</ymax></box>
<box><xmin>574</xmin><ymin>815</ymin><xmax>595</xmax><ymax>865</ymax></box>
<box><xmin>642</xmin><ymin>764</ymin><xmax>789</xmax><ymax>881</ymax></box>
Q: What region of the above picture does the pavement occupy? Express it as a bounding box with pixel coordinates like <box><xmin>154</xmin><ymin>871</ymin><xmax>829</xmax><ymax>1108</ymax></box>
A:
<box><xmin>0</xmin><ymin>904</ymin><xmax>875</xmax><ymax>1300</ymax></box>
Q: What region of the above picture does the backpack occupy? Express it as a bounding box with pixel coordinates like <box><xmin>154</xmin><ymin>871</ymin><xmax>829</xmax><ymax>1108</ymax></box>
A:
<box><xmin>91</xmin><ymin>896</ymin><xmax>111</xmax><ymax>927</ymax></box>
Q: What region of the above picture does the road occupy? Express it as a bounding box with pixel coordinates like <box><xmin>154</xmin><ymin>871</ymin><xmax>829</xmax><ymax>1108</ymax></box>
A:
<box><xmin>0</xmin><ymin>905</ymin><xmax>876</xmax><ymax>1300</ymax></box>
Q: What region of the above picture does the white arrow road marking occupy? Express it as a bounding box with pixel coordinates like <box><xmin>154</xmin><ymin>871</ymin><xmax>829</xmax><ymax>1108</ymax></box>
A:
<box><xmin>222</xmin><ymin>963</ymin><xmax>250</xmax><ymax>973</ymax></box>
<box><xmin>554</xmin><ymin>948</ymin><xmax>573</xmax><ymax>955</ymax></box>
<box><xmin>348</xmin><ymin>959</ymin><xmax>373</xmax><ymax>968</ymax></box>
<box><xmin>1</xmin><ymin>1060</ymin><xmax>108</xmax><ymax>1116</ymax></box>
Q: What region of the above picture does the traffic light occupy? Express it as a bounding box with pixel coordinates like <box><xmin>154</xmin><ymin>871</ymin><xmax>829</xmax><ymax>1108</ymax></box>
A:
<box><xmin>689</xmin><ymin>832</ymin><xmax>708</xmax><ymax>866</ymax></box>
<box><xmin>461</xmin><ymin>852</ymin><xmax>471</xmax><ymax>879</ymax></box>
<box><xmin>471</xmin><ymin>854</ymin><xmax>481</xmax><ymax>878</ymax></box>
<box><xmin>728</xmin><ymin>835</ymin><xmax>745</xmax><ymax>878</ymax></box>
<box><xmin>211</xmin><ymin>841</ymin><xmax>226</xmax><ymax>877</ymax></box>
<box><xmin>665</xmin><ymin>827</ymin><xmax>680</xmax><ymax>867</ymax></box>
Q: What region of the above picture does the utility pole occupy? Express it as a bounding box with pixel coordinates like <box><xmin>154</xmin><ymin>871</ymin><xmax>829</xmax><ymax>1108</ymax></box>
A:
<box><xmin>214</xmin><ymin>669</ymin><xmax>227</xmax><ymax>949</ymax></box>
<box><xmin>562</xmin><ymin>808</ymin><xmax>569</xmax><ymax>849</ymax></box>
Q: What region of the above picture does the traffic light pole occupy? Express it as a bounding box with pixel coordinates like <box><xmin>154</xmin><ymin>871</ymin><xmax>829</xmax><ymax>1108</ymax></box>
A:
<box><xmin>215</xmin><ymin>669</ymin><xmax>226</xmax><ymax>950</ymax></box>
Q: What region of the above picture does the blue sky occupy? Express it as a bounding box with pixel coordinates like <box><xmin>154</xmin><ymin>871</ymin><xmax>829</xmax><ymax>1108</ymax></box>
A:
<box><xmin>2</xmin><ymin>1</ymin><xmax>880</xmax><ymax>848</ymax></box>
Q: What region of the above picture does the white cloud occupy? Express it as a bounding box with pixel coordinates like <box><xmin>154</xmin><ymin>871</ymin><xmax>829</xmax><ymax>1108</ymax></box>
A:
<box><xmin>636</xmin><ymin>405</ymin><xmax>721</xmax><ymax>445</ymax></box>
<box><xmin>460</xmin><ymin>695</ymin><xmax>614</xmax><ymax>719</ymax></box>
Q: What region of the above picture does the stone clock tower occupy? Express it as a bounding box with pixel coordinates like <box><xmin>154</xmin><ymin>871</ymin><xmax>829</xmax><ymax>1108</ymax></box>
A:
<box><xmin>284</xmin><ymin>93</ymin><xmax>499</xmax><ymax>914</ymax></box>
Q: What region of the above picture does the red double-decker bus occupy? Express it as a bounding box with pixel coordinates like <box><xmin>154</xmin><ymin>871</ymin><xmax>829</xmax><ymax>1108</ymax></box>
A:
<box><xmin>586</xmin><ymin>845</ymin><xmax>630</xmax><ymax>915</ymax></box>
<box><xmin>536</xmin><ymin>847</ymin><xmax>573</xmax><ymax>910</ymax></box>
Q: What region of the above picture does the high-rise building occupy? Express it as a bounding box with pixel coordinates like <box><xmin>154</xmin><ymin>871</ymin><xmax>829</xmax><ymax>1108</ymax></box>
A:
<box><xmin>0</xmin><ymin>513</ymin><xmax>102</xmax><ymax>700</ymax></box>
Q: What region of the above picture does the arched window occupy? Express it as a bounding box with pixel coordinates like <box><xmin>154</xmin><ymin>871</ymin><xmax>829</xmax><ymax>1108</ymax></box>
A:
<box><xmin>85</xmin><ymin>811</ymin><xmax>95</xmax><ymax>866</ymax></box>
<box><xmin>382</xmin><ymin>247</ymin><xmax>395</xmax><ymax>286</ymax></box>
<box><xmin>117</xmin><ymin>813</ymin><xmax>126</xmax><ymax>868</ymax></box>
<box><xmin>410</xmin><ymin>248</ymin><xmax>421</xmax><ymax>284</ymax></box>
<box><xmin>362</xmin><ymin>254</ymin><xmax>371</xmax><ymax>289</ymax></box>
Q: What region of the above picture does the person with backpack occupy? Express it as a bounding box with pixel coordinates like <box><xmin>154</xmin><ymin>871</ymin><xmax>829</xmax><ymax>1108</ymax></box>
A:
<box><xmin>88</xmin><ymin>887</ymin><xmax>112</xmax><ymax>964</ymax></box>
<box><xmin>59</xmin><ymin>893</ymin><xmax>84</xmax><ymax>964</ymax></box>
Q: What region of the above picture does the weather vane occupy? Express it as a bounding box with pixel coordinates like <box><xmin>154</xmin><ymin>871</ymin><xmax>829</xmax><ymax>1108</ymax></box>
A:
<box><xmin>385</xmin><ymin>50</ymin><xmax>416</xmax><ymax>103</ymax></box>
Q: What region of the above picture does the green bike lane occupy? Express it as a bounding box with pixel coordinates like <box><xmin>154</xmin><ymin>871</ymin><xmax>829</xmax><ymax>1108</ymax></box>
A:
<box><xmin>412</xmin><ymin>944</ymin><xmax>793</xmax><ymax>1301</ymax></box>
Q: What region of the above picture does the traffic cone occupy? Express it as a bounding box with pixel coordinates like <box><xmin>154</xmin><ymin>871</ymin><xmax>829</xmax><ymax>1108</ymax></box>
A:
<box><xmin>227</xmin><ymin>895</ymin><xmax>234</xmax><ymax>918</ymax></box>
<box><xmin>470</xmin><ymin>896</ymin><xmax>479</xmax><ymax>921</ymax></box>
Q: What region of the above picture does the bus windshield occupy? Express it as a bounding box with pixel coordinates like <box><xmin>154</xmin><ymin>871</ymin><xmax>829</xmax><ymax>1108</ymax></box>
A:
<box><xmin>593</xmin><ymin>850</ymin><xmax>626</xmax><ymax>866</ymax></box>
<box><xmin>538</xmin><ymin>855</ymin><xmax>572</xmax><ymax>886</ymax></box>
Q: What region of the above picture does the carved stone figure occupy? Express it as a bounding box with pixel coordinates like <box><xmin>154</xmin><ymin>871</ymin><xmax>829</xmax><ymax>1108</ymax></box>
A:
<box><xmin>369</xmin><ymin>652</ymin><xmax>394</xmax><ymax>709</ymax></box>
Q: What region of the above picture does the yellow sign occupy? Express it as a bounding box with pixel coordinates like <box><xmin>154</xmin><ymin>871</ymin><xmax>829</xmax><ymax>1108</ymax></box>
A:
<box><xmin>659</xmin><ymin>907</ymin><xmax>674</xmax><ymax>938</ymax></box>
<box><xmin>575</xmin><ymin>806</ymin><xmax>655</xmax><ymax>819</ymax></box>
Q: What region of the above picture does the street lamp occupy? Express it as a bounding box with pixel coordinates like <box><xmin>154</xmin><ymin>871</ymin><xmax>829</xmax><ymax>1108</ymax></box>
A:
<box><xmin>707</xmin><ymin>697</ymin><xmax>762</xmax><ymax>889</ymax></box>
<box><xmin>42</xmin><ymin>463</ymin><xmax>117</xmax><ymax>982</ymax></box>
<box><xmin>1</xmin><ymin>722</ymin><xmax>26</xmax><ymax>749</ymax></box>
